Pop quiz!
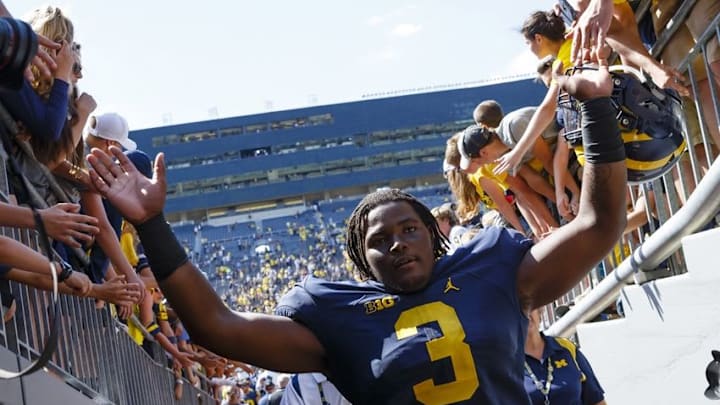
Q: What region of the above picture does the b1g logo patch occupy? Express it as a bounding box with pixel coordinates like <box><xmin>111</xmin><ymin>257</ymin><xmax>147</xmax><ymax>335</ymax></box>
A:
<box><xmin>364</xmin><ymin>296</ymin><xmax>396</xmax><ymax>314</ymax></box>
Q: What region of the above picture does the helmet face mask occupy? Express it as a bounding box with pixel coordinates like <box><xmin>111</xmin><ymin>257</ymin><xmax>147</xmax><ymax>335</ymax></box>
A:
<box><xmin>556</xmin><ymin>65</ymin><xmax>687</xmax><ymax>185</ymax></box>
<box><xmin>557</xmin><ymin>90</ymin><xmax>583</xmax><ymax>144</ymax></box>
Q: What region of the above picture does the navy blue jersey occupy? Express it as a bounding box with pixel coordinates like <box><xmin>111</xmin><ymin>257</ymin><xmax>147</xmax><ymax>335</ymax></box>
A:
<box><xmin>276</xmin><ymin>226</ymin><xmax>533</xmax><ymax>404</ymax></box>
<box><xmin>524</xmin><ymin>334</ymin><xmax>604</xmax><ymax>405</ymax></box>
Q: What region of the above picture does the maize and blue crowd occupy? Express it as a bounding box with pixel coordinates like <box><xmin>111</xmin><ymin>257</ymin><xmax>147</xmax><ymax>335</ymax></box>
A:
<box><xmin>0</xmin><ymin>0</ymin><xmax>718</xmax><ymax>404</ymax></box>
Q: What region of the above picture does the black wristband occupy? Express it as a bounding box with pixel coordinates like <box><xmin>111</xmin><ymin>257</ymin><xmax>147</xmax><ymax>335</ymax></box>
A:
<box><xmin>57</xmin><ymin>260</ymin><xmax>73</xmax><ymax>283</ymax></box>
<box><xmin>135</xmin><ymin>213</ymin><xmax>188</xmax><ymax>282</ymax></box>
<box><xmin>580</xmin><ymin>97</ymin><xmax>625</xmax><ymax>164</ymax></box>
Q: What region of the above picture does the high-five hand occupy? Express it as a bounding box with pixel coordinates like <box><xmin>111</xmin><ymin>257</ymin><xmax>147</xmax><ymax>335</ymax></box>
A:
<box><xmin>570</xmin><ymin>0</ymin><xmax>613</xmax><ymax>66</ymax></box>
<box><xmin>86</xmin><ymin>146</ymin><xmax>167</xmax><ymax>225</ymax></box>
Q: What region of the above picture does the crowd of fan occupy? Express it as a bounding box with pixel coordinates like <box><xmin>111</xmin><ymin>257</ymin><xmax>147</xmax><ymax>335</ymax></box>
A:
<box><xmin>439</xmin><ymin>0</ymin><xmax>719</xmax><ymax>279</ymax></box>
<box><xmin>195</xmin><ymin>191</ymin><xmax>450</xmax><ymax>315</ymax></box>
<box><xmin>0</xmin><ymin>0</ymin><xmax>718</xmax><ymax>404</ymax></box>
<box><xmin>0</xmin><ymin>3</ymin><xmax>281</xmax><ymax>403</ymax></box>
<box><xmin>191</xmin><ymin>1</ymin><xmax>719</xmax><ymax>400</ymax></box>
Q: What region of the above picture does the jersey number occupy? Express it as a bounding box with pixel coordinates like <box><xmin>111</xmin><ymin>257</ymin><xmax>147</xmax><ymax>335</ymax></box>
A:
<box><xmin>395</xmin><ymin>302</ymin><xmax>479</xmax><ymax>405</ymax></box>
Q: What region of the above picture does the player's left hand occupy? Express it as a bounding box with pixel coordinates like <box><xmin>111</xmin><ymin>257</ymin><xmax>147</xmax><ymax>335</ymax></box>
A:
<box><xmin>554</xmin><ymin>46</ymin><xmax>613</xmax><ymax>102</ymax></box>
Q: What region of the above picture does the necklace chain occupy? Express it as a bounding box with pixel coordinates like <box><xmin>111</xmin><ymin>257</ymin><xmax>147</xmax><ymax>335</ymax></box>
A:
<box><xmin>525</xmin><ymin>357</ymin><xmax>554</xmax><ymax>405</ymax></box>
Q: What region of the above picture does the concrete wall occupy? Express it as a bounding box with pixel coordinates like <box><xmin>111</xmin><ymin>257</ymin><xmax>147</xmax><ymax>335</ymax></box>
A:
<box><xmin>0</xmin><ymin>347</ymin><xmax>97</xmax><ymax>405</ymax></box>
<box><xmin>577</xmin><ymin>227</ymin><xmax>720</xmax><ymax>405</ymax></box>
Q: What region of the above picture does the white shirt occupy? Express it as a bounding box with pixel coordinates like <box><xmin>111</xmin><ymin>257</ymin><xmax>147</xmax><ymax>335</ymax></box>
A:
<box><xmin>280</xmin><ymin>373</ymin><xmax>351</xmax><ymax>405</ymax></box>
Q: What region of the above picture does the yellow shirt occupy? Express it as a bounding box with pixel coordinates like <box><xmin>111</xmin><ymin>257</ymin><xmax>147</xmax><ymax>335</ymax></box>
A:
<box><xmin>552</xmin><ymin>37</ymin><xmax>574</xmax><ymax>80</ymax></box>
<box><xmin>467</xmin><ymin>163</ymin><xmax>510</xmax><ymax>210</ymax></box>
<box><xmin>120</xmin><ymin>231</ymin><xmax>139</xmax><ymax>267</ymax></box>
<box><xmin>127</xmin><ymin>305</ymin><xmax>144</xmax><ymax>345</ymax></box>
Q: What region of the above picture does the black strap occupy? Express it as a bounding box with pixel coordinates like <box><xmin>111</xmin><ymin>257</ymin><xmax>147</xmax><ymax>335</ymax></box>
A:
<box><xmin>30</xmin><ymin>208</ymin><xmax>53</xmax><ymax>261</ymax></box>
<box><xmin>0</xmin><ymin>105</ymin><xmax>61</xmax><ymax>380</ymax></box>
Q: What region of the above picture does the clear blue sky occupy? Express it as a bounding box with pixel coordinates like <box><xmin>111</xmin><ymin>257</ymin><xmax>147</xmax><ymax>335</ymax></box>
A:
<box><xmin>8</xmin><ymin>1</ymin><xmax>556</xmax><ymax>130</ymax></box>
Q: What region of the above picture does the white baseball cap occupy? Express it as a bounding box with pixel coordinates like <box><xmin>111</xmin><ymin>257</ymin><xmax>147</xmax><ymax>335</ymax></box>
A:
<box><xmin>85</xmin><ymin>112</ymin><xmax>136</xmax><ymax>151</ymax></box>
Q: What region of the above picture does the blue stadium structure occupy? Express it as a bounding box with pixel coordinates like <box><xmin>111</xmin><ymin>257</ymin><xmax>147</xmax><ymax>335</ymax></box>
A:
<box><xmin>131</xmin><ymin>78</ymin><xmax>546</xmax><ymax>222</ymax></box>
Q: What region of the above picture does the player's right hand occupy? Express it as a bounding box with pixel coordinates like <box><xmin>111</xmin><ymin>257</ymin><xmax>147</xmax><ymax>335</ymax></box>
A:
<box><xmin>87</xmin><ymin>146</ymin><xmax>167</xmax><ymax>225</ymax></box>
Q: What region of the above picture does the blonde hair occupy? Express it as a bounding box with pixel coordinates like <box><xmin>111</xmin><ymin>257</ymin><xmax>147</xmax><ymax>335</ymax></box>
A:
<box><xmin>430</xmin><ymin>203</ymin><xmax>459</xmax><ymax>227</ymax></box>
<box><xmin>22</xmin><ymin>7</ymin><xmax>81</xmax><ymax>167</ymax></box>
<box><xmin>28</xmin><ymin>6</ymin><xmax>74</xmax><ymax>96</ymax></box>
<box><xmin>481</xmin><ymin>210</ymin><xmax>509</xmax><ymax>228</ymax></box>
<box><xmin>444</xmin><ymin>133</ymin><xmax>482</xmax><ymax>223</ymax></box>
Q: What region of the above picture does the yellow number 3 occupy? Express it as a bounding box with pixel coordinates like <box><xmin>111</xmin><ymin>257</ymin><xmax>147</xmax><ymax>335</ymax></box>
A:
<box><xmin>395</xmin><ymin>302</ymin><xmax>479</xmax><ymax>405</ymax></box>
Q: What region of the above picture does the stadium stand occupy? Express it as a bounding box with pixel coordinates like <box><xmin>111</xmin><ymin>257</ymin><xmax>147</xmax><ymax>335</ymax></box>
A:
<box><xmin>0</xmin><ymin>0</ymin><xmax>719</xmax><ymax>403</ymax></box>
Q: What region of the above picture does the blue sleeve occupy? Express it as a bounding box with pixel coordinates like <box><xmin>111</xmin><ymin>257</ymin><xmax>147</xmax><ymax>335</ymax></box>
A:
<box><xmin>274</xmin><ymin>277</ymin><xmax>318</xmax><ymax>323</ymax></box>
<box><xmin>500</xmin><ymin>226</ymin><xmax>534</xmax><ymax>250</ymax></box>
<box><xmin>577</xmin><ymin>348</ymin><xmax>605</xmax><ymax>405</ymax></box>
<box><xmin>0</xmin><ymin>79</ymin><xmax>69</xmax><ymax>141</ymax></box>
<box><xmin>498</xmin><ymin>227</ymin><xmax>534</xmax><ymax>304</ymax></box>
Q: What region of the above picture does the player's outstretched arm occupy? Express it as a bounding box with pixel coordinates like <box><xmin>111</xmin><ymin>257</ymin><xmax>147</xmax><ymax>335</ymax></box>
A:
<box><xmin>86</xmin><ymin>147</ymin><xmax>327</xmax><ymax>373</ymax></box>
<box><xmin>160</xmin><ymin>261</ymin><xmax>326</xmax><ymax>372</ymax></box>
<box><xmin>516</xmin><ymin>51</ymin><xmax>627</xmax><ymax>312</ymax></box>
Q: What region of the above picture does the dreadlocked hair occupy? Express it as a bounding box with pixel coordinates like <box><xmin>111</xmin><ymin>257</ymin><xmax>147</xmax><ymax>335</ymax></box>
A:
<box><xmin>345</xmin><ymin>188</ymin><xmax>449</xmax><ymax>281</ymax></box>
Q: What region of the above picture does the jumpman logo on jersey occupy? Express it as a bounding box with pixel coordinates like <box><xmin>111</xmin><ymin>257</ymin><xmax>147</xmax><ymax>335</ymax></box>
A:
<box><xmin>444</xmin><ymin>277</ymin><xmax>460</xmax><ymax>293</ymax></box>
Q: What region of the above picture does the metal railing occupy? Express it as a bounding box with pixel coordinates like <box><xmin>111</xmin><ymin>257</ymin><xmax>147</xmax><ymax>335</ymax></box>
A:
<box><xmin>547</xmin><ymin>155</ymin><xmax>720</xmax><ymax>336</ymax></box>
<box><xmin>1</xmin><ymin>284</ymin><xmax>216</xmax><ymax>404</ymax></box>
<box><xmin>0</xmin><ymin>109</ymin><xmax>216</xmax><ymax>403</ymax></box>
<box><xmin>541</xmin><ymin>0</ymin><xmax>720</xmax><ymax>332</ymax></box>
